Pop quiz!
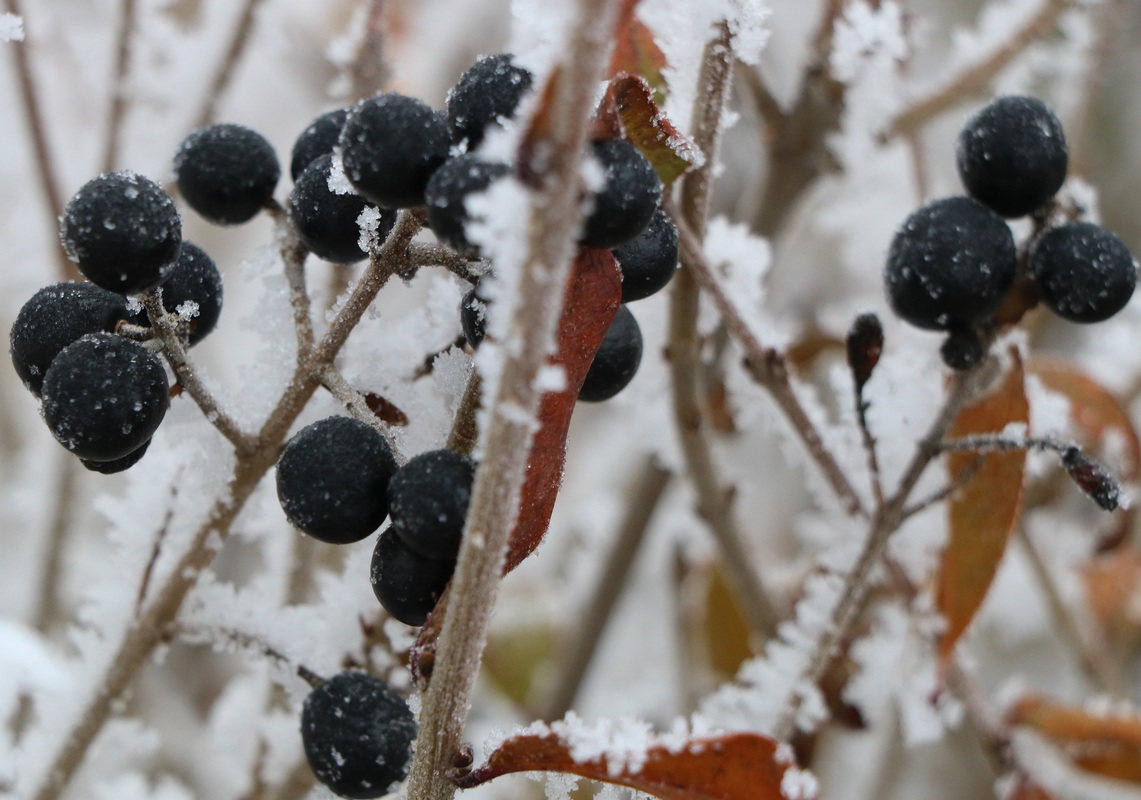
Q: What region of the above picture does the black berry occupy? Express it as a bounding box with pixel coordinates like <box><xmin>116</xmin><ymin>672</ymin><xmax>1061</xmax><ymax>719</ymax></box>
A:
<box><xmin>174</xmin><ymin>123</ymin><xmax>280</xmax><ymax>225</ymax></box>
<box><xmin>289</xmin><ymin>154</ymin><xmax>395</xmax><ymax>264</ymax></box>
<box><xmin>80</xmin><ymin>438</ymin><xmax>151</xmax><ymax>474</ymax></box>
<box><xmin>1030</xmin><ymin>221</ymin><xmax>1136</xmax><ymax>323</ymax></box>
<box><xmin>425</xmin><ymin>154</ymin><xmax>510</xmax><ymax>255</ymax></box>
<box><xmin>61</xmin><ymin>171</ymin><xmax>182</xmax><ymax>294</ymax></box>
<box><xmin>611</xmin><ymin>207</ymin><xmax>678</xmax><ymax>303</ymax></box>
<box><xmin>370</xmin><ymin>528</ymin><xmax>455</xmax><ymax>626</ymax></box>
<box><xmin>580</xmin><ymin>305</ymin><xmax>643</xmax><ymax>402</ymax></box>
<box><xmin>581</xmin><ymin>139</ymin><xmax>662</xmax><ymax>249</ymax></box>
<box><xmin>389</xmin><ymin>449</ymin><xmax>475</xmax><ymax>561</ymax></box>
<box><xmin>940</xmin><ymin>327</ymin><xmax>985</xmax><ymax>371</ymax></box>
<box><xmin>884</xmin><ymin>196</ymin><xmax>1017</xmax><ymax>331</ymax></box>
<box><xmin>130</xmin><ymin>242</ymin><xmax>224</xmax><ymax>346</ymax></box>
<box><xmin>446</xmin><ymin>53</ymin><xmax>533</xmax><ymax>149</ymax></box>
<box><xmin>10</xmin><ymin>282</ymin><xmax>130</xmax><ymax>396</ymax></box>
<box><xmin>340</xmin><ymin>93</ymin><xmax>451</xmax><ymax>209</ymax></box>
<box><xmin>956</xmin><ymin>96</ymin><xmax>1068</xmax><ymax>218</ymax></box>
<box><xmin>301</xmin><ymin>671</ymin><xmax>417</xmax><ymax>799</ymax></box>
<box><xmin>290</xmin><ymin>108</ymin><xmax>350</xmax><ymax>181</ymax></box>
<box><xmin>459</xmin><ymin>287</ymin><xmax>488</xmax><ymax>348</ymax></box>
<box><xmin>41</xmin><ymin>333</ymin><xmax>169</xmax><ymax>462</ymax></box>
<box><xmin>275</xmin><ymin>416</ymin><xmax>398</xmax><ymax>545</ymax></box>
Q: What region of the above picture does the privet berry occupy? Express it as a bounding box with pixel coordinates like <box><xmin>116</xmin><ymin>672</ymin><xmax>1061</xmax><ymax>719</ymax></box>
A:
<box><xmin>940</xmin><ymin>327</ymin><xmax>985</xmax><ymax>372</ymax></box>
<box><xmin>611</xmin><ymin>207</ymin><xmax>679</xmax><ymax>303</ymax></box>
<box><xmin>41</xmin><ymin>333</ymin><xmax>170</xmax><ymax>462</ymax></box>
<box><xmin>370</xmin><ymin>528</ymin><xmax>455</xmax><ymax>626</ymax></box>
<box><xmin>580</xmin><ymin>305</ymin><xmax>643</xmax><ymax>402</ymax></box>
<box><xmin>174</xmin><ymin>123</ymin><xmax>281</xmax><ymax>225</ymax></box>
<box><xmin>289</xmin><ymin>154</ymin><xmax>395</xmax><ymax>264</ymax></box>
<box><xmin>581</xmin><ymin>139</ymin><xmax>662</xmax><ymax>249</ymax></box>
<box><xmin>10</xmin><ymin>282</ymin><xmax>130</xmax><ymax>396</ymax></box>
<box><xmin>80</xmin><ymin>438</ymin><xmax>151</xmax><ymax>475</ymax></box>
<box><xmin>61</xmin><ymin>171</ymin><xmax>182</xmax><ymax>294</ymax></box>
<box><xmin>956</xmin><ymin>96</ymin><xmax>1068</xmax><ymax>219</ymax></box>
<box><xmin>425</xmin><ymin>155</ymin><xmax>510</xmax><ymax>255</ymax></box>
<box><xmin>1030</xmin><ymin>221</ymin><xmax>1137</xmax><ymax>323</ymax></box>
<box><xmin>884</xmin><ymin>196</ymin><xmax>1017</xmax><ymax>331</ymax></box>
<box><xmin>459</xmin><ymin>287</ymin><xmax>488</xmax><ymax>348</ymax></box>
<box><xmin>300</xmin><ymin>671</ymin><xmax>417</xmax><ymax>799</ymax></box>
<box><xmin>446</xmin><ymin>53</ymin><xmax>533</xmax><ymax>149</ymax></box>
<box><xmin>339</xmin><ymin>93</ymin><xmax>451</xmax><ymax>209</ymax></box>
<box><xmin>290</xmin><ymin>108</ymin><xmax>350</xmax><ymax>181</ymax></box>
<box><xmin>131</xmin><ymin>242</ymin><xmax>224</xmax><ymax>346</ymax></box>
<box><xmin>275</xmin><ymin>417</ymin><xmax>398</xmax><ymax>544</ymax></box>
<box><xmin>389</xmin><ymin>449</ymin><xmax>475</xmax><ymax>561</ymax></box>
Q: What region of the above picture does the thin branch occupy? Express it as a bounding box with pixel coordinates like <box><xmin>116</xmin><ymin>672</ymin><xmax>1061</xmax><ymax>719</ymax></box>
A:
<box><xmin>898</xmin><ymin>454</ymin><xmax>985</xmax><ymax>521</ymax></box>
<box><xmin>854</xmin><ymin>388</ymin><xmax>885</xmax><ymax>510</ymax></box>
<box><xmin>1068</xmin><ymin>0</ymin><xmax>1126</xmax><ymax>177</ymax></box>
<box><xmin>445</xmin><ymin>369</ymin><xmax>481</xmax><ymax>457</ymax></box>
<box><xmin>541</xmin><ymin>459</ymin><xmax>671</xmax><ymax>719</ymax></box>
<box><xmin>3</xmin><ymin>0</ymin><xmax>78</xmax><ymax>280</ymax></box>
<box><xmin>316</xmin><ymin>363</ymin><xmax>399</xmax><ymax>454</ymax></box>
<box><xmin>192</xmin><ymin>0</ymin><xmax>270</xmax><ymax>129</ymax></box>
<box><xmin>176</xmin><ymin>622</ymin><xmax>321</xmax><ymax>686</ymax></box>
<box><xmin>348</xmin><ymin>0</ymin><xmax>391</xmax><ymax>102</ymax></box>
<box><xmin>881</xmin><ymin>0</ymin><xmax>1079</xmax><ymax>142</ymax></box>
<box><xmin>100</xmin><ymin>0</ymin><xmax>138</xmax><ymax>173</ymax></box>
<box><xmin>737</xmin><ymin>63</ymin><xmax>785</xmax><ymax>133</ymax></box>
<box><xmin>32</xmin><ymin>455</ymin><xmax>79</xmax><ymax>633</ymax></box>
<box><xmin>408</xmin><ymin>243</ymin><xmax>488</xmax><ymax>283</ymax></box>
<box><xmin>133</xmin><ymin>478</ymin><xmax>179</xmax><ymax>616</ymax></box>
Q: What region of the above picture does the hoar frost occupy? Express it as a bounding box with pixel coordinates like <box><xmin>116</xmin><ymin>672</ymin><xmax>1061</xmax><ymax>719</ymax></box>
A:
<box><xmin>0</xmin><ymin>13</ymin><xmax>23</xmax><ymax>42</ymax></box>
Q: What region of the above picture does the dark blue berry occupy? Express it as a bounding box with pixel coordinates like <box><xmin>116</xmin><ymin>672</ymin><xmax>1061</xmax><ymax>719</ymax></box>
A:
<box><xmin>340</xmin><ymin>94</ymin><xmax>451</xmax><ymax>209</ymax></box>
<box><xmin>580</xmin><ymin>305</ymin><xmax>643</xmax><ymax>402</ymax></box>
<box><xmin>884</xmin><ymin>196</ymin><xmax>1017</xmax><ymax>331</ymax></box>
<box><xmin>130</xmin><ymin>242</ymin><xmax>224</xmax><ymax>346</ymax></box>
<box><xmin>10</xmin><ymin>282</ymin><xmax>130</xmax><ymax>396</ymax></box>
<box><xmin>446</xmin><ymin>53</ymin><xmax>533</xmax><ymax>149</ymax></box>
<box><xmin>275</xmin><ymin>417</ymin><xmax>398</xmax><ymax>545</ymax></box>
<box><xmin>957</xmin><ymin>96</ymin><xmax>1068</xmax><ymax>218</ymax></box>
<box><xmin>175</xmin><ymin>123</ymin><xmax>280</xmax><ymax>225</ymax></box>
<box><xmin>61</xmin><ymin>171</ymin><xmax>182</xmax><ymax>294</ymax></box>
<box><xmin>581</xmin><ymin>139</ymin><xmax>662</xmax><ymax>249</ymax></box>
<box><xmin>459</xmin><ymin>287</ymin><xmax>488</xmax><ymax>348</ymax></box>
<box><xmin>80</xmin><ymin>438</ymin><xmax>151</xmax><ymax>474</ymax></box>
<box><xmin>389</xmin><ymin>449</ymin><xmax>475</xmax><ymax>561</ymax></box>
<box><xmin>1030</xmin><ymin>221</ymin><xmax>1136</xmax><ymax>323</ymax></box>
<box><xmin>611</xmin><ymin>208</ymin><xmax>678</xmax><ymax>302</ymax></box>
<box><xmin>41</xmin><ymin>333</ymin><xmax>169</xmax><ymax>462</ymax></box>
<box><xmin>290</xmin><ymin>108</ymin><xmax>350</xmax><ymax>181</ymax></box>
<box><xmin>370</xmin><ymin>527</ymin><xmax>454</xmax><ymax>626</ymax></box>
<box><xmin>940</xmin><ymin>327</ymin><xmax>984</xmax><ymax>371</ymax></box>
<box><xmin>289</xmin><ymin>154</ymin><xmax>395</xmax><ymax>264</ymax></box>
<box><xmin>301</xmin><ymin>671</ymin><xmax>417</xmax><ymax>799</ymax></box>
<box><xmin>424</xmin><ymin>155</ymin><xmax>509</xmax><ymax>255</ymax></box>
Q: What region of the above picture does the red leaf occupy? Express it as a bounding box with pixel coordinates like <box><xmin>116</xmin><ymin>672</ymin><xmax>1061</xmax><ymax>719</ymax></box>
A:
<box><xmin>608</xmin><ymin>15</ymin><xmax>669</xmax><ymax>104</ymax></box>
<box><xmin>607</xmin><ymin>74</ymin><xmax>702</xmax><ymax>187</ymax></box>
<box><xmin>455</xmin><ymin>728</ymin><xmax>804</xmax><ymax>800</ymax></box>
<box><xmin>937</xmin><ymin>354</ymin><xmax>1029</xmax><ymax>669</ymax></box>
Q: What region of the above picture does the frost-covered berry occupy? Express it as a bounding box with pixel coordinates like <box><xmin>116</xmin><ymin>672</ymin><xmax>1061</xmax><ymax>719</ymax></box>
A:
<box><xmin>275</xmin><ymin>416</ymin><xmax>398</xmax><ymax>545</ymax></box>
<box><xmin>80</xmin><ymin>438</ymin><xmax>150</xmax><ymax>475</ymax></box>
<box><xmin>289</xmin><ymin>154</ymin><xmax>395</xmax><ymax>264</ymax></box>
<box><xmin>446</xmin><ymin>53</ymin><xmax>533</xmax><ymax>149</ymax></box>
<box><xmin>370</xmin><ymin>528</ymin><xmax>455</xmax><ymax>626</ymax></box>
<box><xmin>301</xmin><ymin>671</ymin><xmax>417</xmax><ymax>799</ymax></box>
<box><xmin>581</xmin><ymin>139</ymin><xmax>662</xmax><ymax>249</ymax></box>
<box><xmin>460</xmin><ymin>287</ymin><xmax>488</xmax><ymax>348</ymax></box>
<box><xmin>339</xmin><ymin>94</ymin><xmax>451</xmax><ymax>209</ymax></box>
<box><xmin>41</xmin><ymin>333</ymin><xmax>169</xmax><ymax>462</ymax></box>
<box><xmin>612</xmin><ymin>208</ymin><xmax>679</xmax><ymax>303</ymax></box>
<box><xmin>940</xmin><ymin>327</ymin><xmax>985</xmax><ymax>371</ymax></box>
<box><xmin>884</xmin><ymin>196</ymin><xmax>1017</xmax><ymax>331</ymax></box>
<box><xmin>290</xmin><ymin>108</ymin><xmax>349</xmax><ymax>181</ymax></box>
<box><xmin>580</xmin><ymin>305</ymin><xmax>643</xmax><ymax>402</ymax></box>
<box><xmin>174</xmin><ymin>123</ymin><xmax>280</xmax><ymax>225</ymax></box>
<box><xmin>131</xmin><ymin>241</ymin><xmax>224</xmax><ymax>346</ymax></box>
<box><xmin>425</xmin><ymin>154</ymin><xmax>509</xmax><ymax>255</ymax></box>
<box><xmin>1030</xmin><ymin>221</ymin><xmax>1137</xmax><ymax>323</ymax></box>
<box><xmin>389</xmin><ymin>449</ymin><xmax>475</xmax><ymax>561</ymax></box>
<box><xmin>61</xmin><ymin>171</ymin><xmax>182</xmax><ymax>294</ymax></box>
<box><xmin>956</xmin><ymin>96</ymin><xmax>1068</xmax><ymax>218</ymax></box>
<box><xmin>10</xmin><ymin>282</ymin><xmax>130</xmax><ymax>396</ymax></box>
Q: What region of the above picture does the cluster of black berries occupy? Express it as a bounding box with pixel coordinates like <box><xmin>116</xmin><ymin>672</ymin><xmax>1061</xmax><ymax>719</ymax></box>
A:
<box><xmin>884</xmin><ymin>95</ymin><xmax>1137</xmax><ymax>369</ymax></box>
<box><xmin>10</xmin><ymin>171</ymin><xmax>225</xmax><ymax>473</ymax></box>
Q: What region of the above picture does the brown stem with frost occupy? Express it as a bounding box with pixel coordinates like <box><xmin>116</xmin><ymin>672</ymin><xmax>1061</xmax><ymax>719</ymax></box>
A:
<box><xmin>317</xmin><ymin>364</ymin><xmax>399</xmax><ymax>451</ymax></box>
<box><xmin>403</xmin><ymin>2</ymin><xmax>623</xmax><ymax>797</ymax></box>
<box><xmin>445</xmin><ymin>369</ymin><xmax>481</xmax><ymax>457</ymax></box>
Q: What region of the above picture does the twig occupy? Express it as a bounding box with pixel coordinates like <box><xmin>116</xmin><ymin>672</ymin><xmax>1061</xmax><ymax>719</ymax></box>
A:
<box><xmin>192</xmin><ymin>0</ymin><xmax>270</xmax><ymax>129</ymax></box>
<box><xmin>541</xmin><ymin>459</ymin><xmax>671</xmax><ymax>719</ymax></box>
<box><xmin>881</xmin><ymin>0</ymin><xmax>1079</xmax><ymax>142</ymax></box>
<box><xmin>3</xmin><ymin>0</ymin><xmax>78</xmax><ymax>280</ymax></box>
<box><xmin>445</xmin><ymin>369</ymin><xmax>481</xmax><ymax>457</ymax></box>
<box><xmin>176</xmin><ymin>622</ymin><xmax>320</xmax><ymax>686</ymax></box>
<box><xmin>316</xmin><ymin>363</ymin><xmax>399</xmax><ymax>453</ymax></box>
<box><xmin>404</xmin><ymin>2</ymin><xmax>625</xmax><ymax>797</ymax></box>
<box><xmin>32</xmin><ymin>455</ymin><xmax>79</xmax><ymax>633</ymax></box>
<box><xmin>100</xmin><ymin>0</ymin><xmax>137</xmax><ymax>173</ymax></box>
<box><xmin>133</xmin><ymin>478</ymin><xmax>179</xmax><ymax>616</ymax></box>
<box><xmin>1068</xmin><ymin>0</ymin><xmax>1126</xmax><ymax>177</ymax></box>
<box><xmin>898</xmin><ymin>455</ymin><xmax>986</xmax><ymax>521</ymax></box>
<box><xmin>667</xmin><ymin>23</ymin><xmax>782</xmax><ymax>642</ymax></box>
<box><xmin>348</xmin><ymin>0</ymin><xmax>391</xmax><ymax>101</ymax></box>
<box><xmin>142</xmin><ymin>293</ymin><xmax>254</xmax><ymax>454</ymax></box>
<box><xmin>736</xmin><ymin>63</ymin><xmax>785</xmax><ymax>132</ymax></box>
<box><xmin>409</xmin><ymin>243</ymin><xmax>488</xmax><ymax>283</ymax></box>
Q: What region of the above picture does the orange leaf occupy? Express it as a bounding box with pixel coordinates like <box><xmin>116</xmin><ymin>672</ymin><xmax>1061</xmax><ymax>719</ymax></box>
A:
<box><xmin>1009</xmin><ymin>694</ymin><xmax>1141</xmax><ymax>784</ymax></box>
<box><xmin>607</xmin><ymin>74</ymin><xmax>702</xmax><ymax>186</ymax></box>
<box><xmin>608</xmin><ymin>16</ymin><xmax>669</xmax><ymax>103</ymax></box>
<box><xmin>1081</xmin><ymin>548</ymin><xmax>1141</xmax><ymax>646</ymax></box>
<box><xmin>937</xmin><ymin>355</ymin><xmax>1029</xmax><ymax>668</ymax></box>
<box><xmin>454</xmin><ymin>728</ymin><xmax>803</xmax><ymax>800</ymax></box>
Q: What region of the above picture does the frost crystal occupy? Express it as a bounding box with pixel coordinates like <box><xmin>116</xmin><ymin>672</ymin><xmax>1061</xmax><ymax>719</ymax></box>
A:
<box><xmin>1</xmin><ymin>13</ymin><xmax>23</xmax><ymax>42</ymax></box>
<box><xmin>356</xmin><ymin>206</ymin><xmax>383</xmax><ymax>253</ymax></box>
<box><xmin>830</xmin><ymin>2</ymin><xmax>907</xmax><ymax>84</ymax></box>
<box><xmin>781</xmin><ymin>766</ymin><xmax>820</xmax><ymax>800</ymax></box>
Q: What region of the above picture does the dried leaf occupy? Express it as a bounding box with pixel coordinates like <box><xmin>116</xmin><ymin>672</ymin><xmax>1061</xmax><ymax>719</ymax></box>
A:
<box><xmin>1009</xmin><ymin>694</ymin><xmax>1141</xmax><ymax>784</ymax></box>
<box><xmin>1081</xmin><ymin>549</ymin><xmax>1141</xmax><ymax>646</ymax></box>
<box><xmin>607</xmin><ymin>74</ymin><xmax>703</xmax><ymax>187</ymax></box>
<box><xmin>937</xmin><ymin>355</ymin><xmax>1029</xmax><ymax>669</ymax></box>
<box><xmin>363</xmin><ymin>392</ymin><xmax>409</xmax><ymax>426</ymax></box>
<box><xmin>608</xmin><ymin>16</ymin><xmax>669</xmax><ymax>104</ymax></box>
<box><xmin>455</xmin><ymin>728</ymin><xmax>802</xmax><ymax>800</ymax></box>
